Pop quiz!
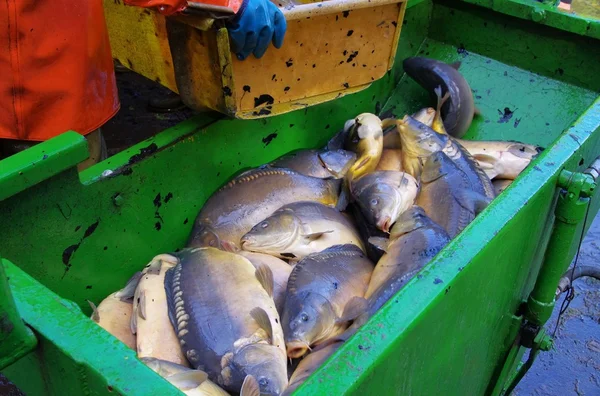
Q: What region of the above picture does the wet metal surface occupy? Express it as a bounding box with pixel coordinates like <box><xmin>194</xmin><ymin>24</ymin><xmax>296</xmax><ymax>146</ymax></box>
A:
<box><xmin>517</xmin><ymin>213</ymin><xmax>600</xmax><ymax>396</ymax></box>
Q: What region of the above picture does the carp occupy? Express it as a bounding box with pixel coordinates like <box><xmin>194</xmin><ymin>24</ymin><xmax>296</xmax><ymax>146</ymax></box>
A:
<box><xmin>416</xmin><ymin>151</ymin><xmax>490</xmax><ymax>238</ymax></box>
<box><xmin>241</xmin><ymin>201</ymin><xmax>364</xmax><ymax>261</ymax></box>
<box><xmin>165</xmin><ymin>248</ymin><xmax>288</xmax><ymax>395</ymax></box>
<box><xmin>351</xmin><ymin>171</ymin><xmax>419</xmax><ymax>233</ymax></box>
<box><xmin>188</xmin><ymin>168</ymin><xmax>340</xmax><ymax>252</ymax></box>
<box><xmin>132</xmin><ymin>254</ymin><xmax>188</xmax><ymax>366</ymax></box>
<box><xmin>283</xmin><ymin>245</ymin><xmax>372</xmax><ymax>358</ymax></box>
<box><xmin>403</xmin><ymin>57</ymin><xmax>476</xmax><ymax>137</ymax></box>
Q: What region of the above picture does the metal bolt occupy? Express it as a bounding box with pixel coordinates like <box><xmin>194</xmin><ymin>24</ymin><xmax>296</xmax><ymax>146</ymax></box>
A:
<box><xmin>531</xmin><ymin>8</ymin><xmax>546</xmax><ymax>22</ymax></box>
<box><xmin>113</xmin><ymin>194</ymin><xmax>124</xmax><ymax>207</ymax></box>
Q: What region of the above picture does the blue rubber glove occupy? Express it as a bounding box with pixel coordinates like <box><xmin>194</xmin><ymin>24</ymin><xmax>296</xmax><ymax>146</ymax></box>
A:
<box><xmin>227</xmin><ymin>0</ymin><xmax>287</xmax><ymax>61</ymax></box>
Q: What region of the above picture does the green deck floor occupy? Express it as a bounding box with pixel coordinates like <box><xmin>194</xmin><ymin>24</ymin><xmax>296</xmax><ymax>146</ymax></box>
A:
<box><xmin>382</xmin><ymin>39</ymin><xmax>599</xmax><ymax>147</ymax></box>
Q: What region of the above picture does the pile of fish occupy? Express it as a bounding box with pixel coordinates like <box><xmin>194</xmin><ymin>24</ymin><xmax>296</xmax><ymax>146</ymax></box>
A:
<box><xmin>89</xmin><ymin>57</ymin><xmax>541</xmax><ymax>395</ymax></box>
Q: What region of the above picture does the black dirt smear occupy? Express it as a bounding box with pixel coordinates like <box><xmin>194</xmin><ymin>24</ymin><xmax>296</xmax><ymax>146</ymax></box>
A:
<box><xmin>346</xmin><ymin>51</ymin><xmax>359</xmax><ymax>63</ymax></box>
<box><xmin>392</xmin><ymin>21</ymin><xmax>397</xmax><ymax>27</ymax></box>
<box><xmin>434</xmin><ymin>278</ymin><xmax>443</xmax><ymax>284</ymax></box>
<box><xmin>285</xmin><ymin>58</ymin><xmax>293</xmax><ymax>67</ymax></box>
<box><xmin>62</xmin><ymin>219</ymin><xmax>100</xmax><ymax>277</ymax></box>
<box><xmin>243</xmin><ymin>85</ymin><xmax>251</xmax><ymax>93</ymax></box>
<box><xmin>153</xmin><ymin>193</ymin><xmax>162</xmax><ymax>209</ymax></box>
<box><xmin>375</xmin><ymin>101</ymin><xmax>381</xmax><ymax>115</ymax></box>
<box><xmin>183</xmin><ymin>218</ymin><xmax>189</xmax><ymax>225</ymax></box>
<box><xmin>342</xmin><ymin>10</ymin><xmax>350</xmax><ymax>17</ymax></box>
<box><xmin>514</xmin><ymin>118</ymin><xmax>521</xmax><ymax>128</ymax></box>
<box><xmin>497</xmin><ymin>107</ymin><xmax>515</xmax><ymax>123</ymax></box>
<box><xmin>164</xmin><ymin>192</ymin><xmax>173</xmax><ymax>203</ymax></box>
<box><xmin>155</xmin><ymin>222</ymin><xmax>162</xmax><ymax>231</ymax></box>
<box><xmin>253</xmin><ymin>107</ymin><xmax>272</xmax><ymax>116</ymax></box>
<box><xmin>343</xmin><ymin>82</ymin><xmax>350</xmax><ymax>89</ymax></box>
<box><xmin>62</xmin><ymin>244</ymin><xmax>80</xmax><ymax>267</ymax></box>
<box><xmin>222</xmin><ymin>86</ymin><xmax>232</xmax><ymax>97</ymax></box>
<box><xmin>74</xmin><ymin>225</ymin><xmax>81</xmax><ymax>232</ymax></box>
<box><xmin>83</xmin><ymin>220</ymin><xmax>100</xmax><ymax>239</ymax></box>
<box><xmin>557</xmin><ymin>68</ymin><xmax>564</xmax><ymax>76</ymax></box>
<box><xmin>262</xmin><ymin>133</ymin><xmax>278</xmax><ymax>146</ymax></box>
<box><xmin>127</xmin><ymin>143</ymin><xmax>158</xmax><ymax>166</ymax></box>
<box><xmin>86</xmin><ymin>285</ymin><xmax>92</xmax><ymax>289</ymax></box>
<box><xmin>457</xmin><ymin>44</ymin><xmax>468</xmax><ymax>57</ymax></box>
<box><xmin>347</xmin><ymin>30</ymin><xmax>354</xmax><ymax>37</ymax></box>
<box><xmin>284</xmin><ymin>86</ymin><xmax>290</xmax><ymax>92</ymax></box>
<box><xmin>254</xmin><ymin>94</ymin><xmax>275</xmax><ymax>108</ymax></box>
<box><xmin>153</xmin><ymin>193</ymin><xmax>164</xmax><ymax>226</ymax></box>
<box><xmin>271</xmin><ymin>74</ymin><xmax>276</xmax><ymax>81</ymax></box>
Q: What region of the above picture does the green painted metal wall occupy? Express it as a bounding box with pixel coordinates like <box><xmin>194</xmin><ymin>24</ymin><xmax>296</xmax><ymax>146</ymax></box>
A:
<box><xmin>1</xmin><ymin>1</ymin><xmax>599</xmax><ymax>395</ymax></box>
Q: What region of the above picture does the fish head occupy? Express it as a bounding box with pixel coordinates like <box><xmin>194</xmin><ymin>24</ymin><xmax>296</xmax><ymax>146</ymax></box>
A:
<box><xmin>355</xmin><ymin>173</ymin><xmax>419</xmax><ymax>233</ymax></box>
<box><xmin>397</xmin><ymin>115</ymin><xmax>445</xmax><ymax>161</ymax></box>
<box><xmin>283</xmin><ymin>292</ymin><xmax>336</xmax><ymax>358</ymax></box>
<box><xmin>389</xmin><ymin>205</ymin><xmax>430</xmax><ymax>238</ymax></box>
<box><xmin>228</xmin><ymin>344</ymin><xmax>288</xmax><ymax>395</ymax></box>
<box><xmin>412</xmin><ymin>107</ymin><xmax>436</xmax><ymax>128</ymax></box>
<box><xmin>344</xmin><ymin>113</ymin><xmax>383</xmax><ymax>151</ymax></box>
<box><xmin>421</xmin><ymin>151</ymin><xmax>458</xmax><ymax>183</ymax></box>
<box><xmin>187</xmin><ymin>224</ymin><xmax>222</xmax><ymax>249</ymax></box>
<box><xmin>241</xmin><ymin>210</ymin><xmax>301</xmax><ymax>256</ymax></box>
<box><xmin>318</xmin><ymin>150</ymin><xmax>357</xmax><ymax>179</ymax></box>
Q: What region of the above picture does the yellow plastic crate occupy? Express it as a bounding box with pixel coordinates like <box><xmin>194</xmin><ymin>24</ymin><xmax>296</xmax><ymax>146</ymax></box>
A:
<box><xmin>104</xmin><ymin>0</ymin><xmax>406</xmax><ymax>118</ymax></box>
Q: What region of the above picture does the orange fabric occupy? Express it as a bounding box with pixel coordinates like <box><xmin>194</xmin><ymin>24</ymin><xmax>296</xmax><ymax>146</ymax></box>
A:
<box><xmin>0</xmin><ymin>0</ymin><xmax>119</xmax><ymax>141</ymax></box>
<box><xmin>125</xmin><ymin>0</ymin><xmax>244</xmax><ymax>15</ymax></box>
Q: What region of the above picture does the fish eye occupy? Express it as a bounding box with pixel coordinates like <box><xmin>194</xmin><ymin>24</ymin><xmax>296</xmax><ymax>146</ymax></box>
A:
<box><xmin>258</xmin><ymin>377</ymin><xmax>269</xmax><ymax>387</ymax></box>
<box><xmin>261</xmin><ymin>222</ymin><xmax>269</xmax><ymax>229</ymax></box>
<box><xmin>301</xmin><ymin>313</ymin><xmax>309</xmax><ymax>322</ymax></box>
<box><xmin>370</xmin><ymin>198</ymin><xmax>379</xmax><ymax>206</ymax></box>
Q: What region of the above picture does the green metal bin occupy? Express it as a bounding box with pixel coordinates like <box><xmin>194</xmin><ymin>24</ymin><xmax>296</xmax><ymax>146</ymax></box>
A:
<box><xmin>1</xmin><ymin>0</ymin><xmax>600</xmax><ymax>394</ymax></box>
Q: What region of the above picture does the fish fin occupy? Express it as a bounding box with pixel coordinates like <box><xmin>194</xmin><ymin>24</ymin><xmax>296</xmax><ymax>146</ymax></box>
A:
<box><xmin>115</xmin><ymin>271</ymin><xmax>143</xmax><ymax>301</ymax></box>
<box><xmin>240</xmin><ymin>375</ymin><xmax>260</xmax><ymax>396</ymax></box>
<box><xmin>473</xmin><ymin>106</ymin><xmax>482</xmax><ymax>116</ymax></box>
<box><xmin>450</xmin><ymin>61</ymin><xmax>462</xmax><ymax>70</ymax></box>
<box><xmin>473</xmin><ymin>154</ymin><xmax>499</xmax><ymax>179</ymax></box>
<box><xmin>138</xmin><ymin>290</ymin><xmax>147</xmax><ymax>320</ymax></box>
<box><xmin>434</xmin><ymin>85</ymin><xmax>450</xmax><ymax>113</ymax></box>
<box><xmin>130</xmin><ymin>307</ymin><xmax>137</xmax><ymax>334</ymax></box>
<box><xmin>473</xmin><ymin>153</ymin><xmax>498</xmax><ymax>168</ymax></box>
<box><xmin>167</xmin><ymin>370</ymin><xmax>209</xmax><ymax>390</ymax></box>
<box><xmin>456</xmin><ymin>189</ymin><xmax>492</xmax><ymax>214</ymax></box>
<box><xmin>336</xmin><ymin>181</ymin><xmax>351</xmax><ymax>211</ymax></box>
<box><xmin>255</xmin><ymin>265</ymin><xmax>274</xmax><ymax>298</ymax></box>
<box><xmin>164</xmin><ymin>266</ymin><xmax>178</xmax><ymax>333</ymax></box>
<box><xmin>368</xmin><ymin>236</ymin><xmax>389</xmax><ymax>253</ymax></box>
<box><xmin>333</xmin><ymin>324</ymin><xmax>359</xmax><ymax>343</ymax></box>
<box><xmin>88</xmin><ymin>300</ymin><xmax>100</xmax><ymax>323</ymax></box>
<box><xmin>353</xmin><ymin>156</ymin><xmax>371</xmax><ymax>172</ymax></box>
<box><xmin>337</xmin><ymin>296</ymin><xmax>368</xmax><ymax>323</ymax></box>
<box><xmin>221</xmin><ymin>240</ymin><xmax>239</xmax><ymax>253</ymax></box>
<box><xmin>302</xmin><ymin>230</ymin><xmax>334</xmax><ymax>241</ymax></box>
<box><xmin>145</xmin><ymin>256</ymin><xmax>164</xmax><ymax>275</ymax></box>
<box><xmin>250</xmin><ymin>307</ymin><xmax>274</xmax><ymax>342</ymax></box>
<box><xmin>380</xmin><ymin>118</ymin><xmax>396</xmax><ymax>129</ymax></box>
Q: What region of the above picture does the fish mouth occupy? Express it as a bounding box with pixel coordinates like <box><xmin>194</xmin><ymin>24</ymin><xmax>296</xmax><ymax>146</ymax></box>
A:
<box><xmin>377</xmin><ymin>216</ymin><xmax>392</xmax><ymax>233</ymax></box>
<box><xmin>286</xmin><ymin>341</ymin><xmax>310</xmax><ymax>358</ymax></box>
